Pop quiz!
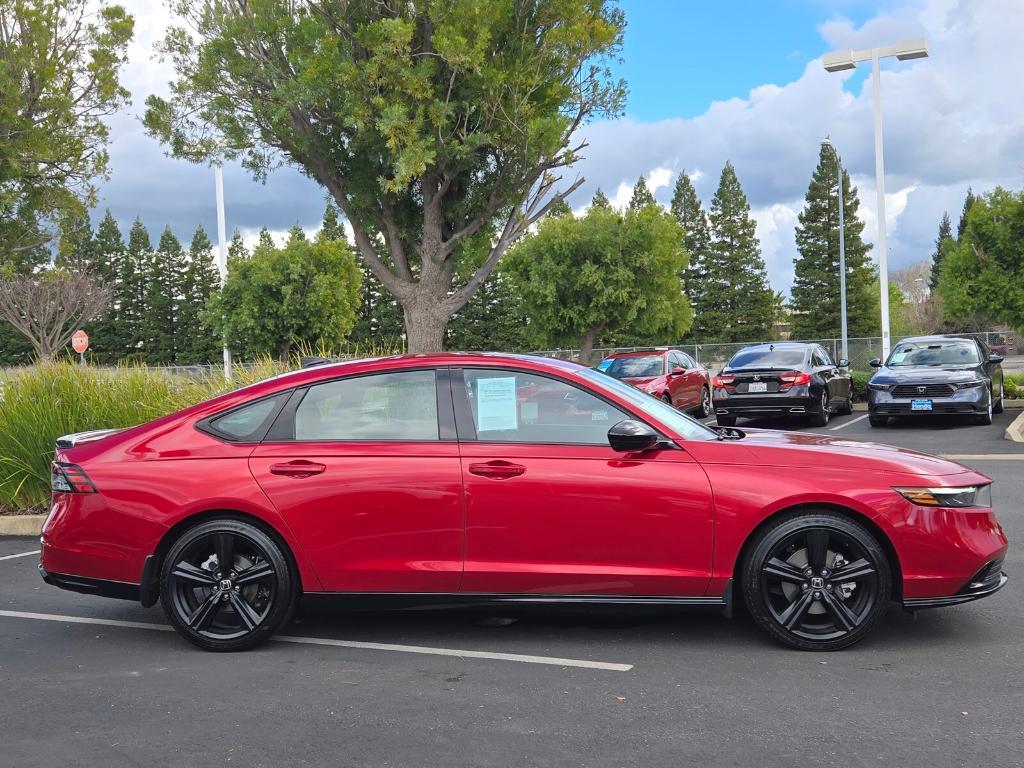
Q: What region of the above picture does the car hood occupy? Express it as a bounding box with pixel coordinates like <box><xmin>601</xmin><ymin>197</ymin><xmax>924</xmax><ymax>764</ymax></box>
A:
<box><xmin>871</xmin><ymin>364</ymin><xmax>983</xmax><ymax>384</ymax></box>
<box><xmin>692</xmin><ymin>428</ymin><xmax>974</xmax><ymax>477</ymax></box>
<box><xmin>622</xmin><ymin>376</ymin><xmax>662</xmax><ymax>390</ymax></box>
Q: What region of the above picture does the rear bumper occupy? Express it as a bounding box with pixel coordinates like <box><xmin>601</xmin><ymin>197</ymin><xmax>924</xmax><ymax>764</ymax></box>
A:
<box><xmin>713</xmin><ymin>391</ymin><xmax>815</xmax><ymax>417</ymax></box>
<box><xmin>38</xmin><ymin>562</ymin><xmax>140</xmax><ymax>602</ymax></box>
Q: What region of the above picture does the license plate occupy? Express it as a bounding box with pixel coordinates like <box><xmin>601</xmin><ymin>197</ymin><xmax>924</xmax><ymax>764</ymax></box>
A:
<box><xmin>748</xmin><ymin>382</ymin><xmax>768</xmax><ymax>393</ymax></box>
<box><xmin>911</xmin><ymin>399</ymin><xmax>933</xmax><ymax>411</ymax></box>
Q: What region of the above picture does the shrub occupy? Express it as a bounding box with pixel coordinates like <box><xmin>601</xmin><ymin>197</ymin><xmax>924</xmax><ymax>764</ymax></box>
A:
<box><xmin>850</xmin><ymin>371</ymin><xmax>871</xmax><ymax>402</ymax></box>
<box><xmin>1005</xmin><ymin>373</ymin><xmax>1023</xmax><ymax>399</ymax></box>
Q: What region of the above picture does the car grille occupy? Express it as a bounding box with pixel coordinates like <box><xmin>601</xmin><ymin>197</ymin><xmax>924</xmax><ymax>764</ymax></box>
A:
<box><xmin>891</xmin><ymin>383</ymin><xmax>956</xmax><ymax>398</ymax></box>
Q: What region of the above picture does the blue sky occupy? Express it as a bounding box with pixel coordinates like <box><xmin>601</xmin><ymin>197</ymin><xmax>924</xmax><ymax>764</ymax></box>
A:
<box><xmin>100</xmin><ymin>0</ymin><xmax>1024</xmax><ymax>295</ymax></box>
<box><xmin>615</xmin><ymin>0</ymin><xmax>872</xmax><ymax>121</ymax></box>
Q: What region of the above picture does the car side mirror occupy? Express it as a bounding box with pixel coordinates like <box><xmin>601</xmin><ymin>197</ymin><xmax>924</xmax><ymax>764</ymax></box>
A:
<box><xmin>868</xmin><ymin>358</ymin><xmax>882</xmax><ymax>368</ymax></box>
<box><xmin>607</xmin><ymin>420</ymin><xmax>660</xmax><ymax>452</ymax></box>
<box><xmin>669</xmin><ymin>366</ymin><xmax>686</xmax><ymax>376</ymax></box>
<box><xmin>989</xmin><ymin>354</ymin><xmax>1004</xmax><ymax>364</ymax></box>
<box><xmin>838</xmin><ymin>358</ymin><xmax>849</xmax><ymax>368</ymax></box>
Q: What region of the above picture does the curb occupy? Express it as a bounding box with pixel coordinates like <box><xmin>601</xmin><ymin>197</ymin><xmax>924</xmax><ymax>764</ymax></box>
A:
<box><xmin>1006</xmin><ymin>409</ymin><xmax>1024</xmax><ymax>443</ymax></box>
<box><xmin>0</xmin><ymin>514</ymin><xmax>45</xmax><ymax>537</ymax></box>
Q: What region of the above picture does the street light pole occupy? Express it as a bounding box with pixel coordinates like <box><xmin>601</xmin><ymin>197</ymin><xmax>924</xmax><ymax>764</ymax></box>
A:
<box><xmin>214</xmin><ymin>163</ymin><xmax>232</xmax><ymax>381</ymax></box>
<box><xmin>822</xmin><ymin>139</ymin><xmax>849</xmax><ymax>362</ymax></box>
<box><xmin>823</xmin><ymin>37</ymin><xmax>928</xmax><ymax>360</ymax></box>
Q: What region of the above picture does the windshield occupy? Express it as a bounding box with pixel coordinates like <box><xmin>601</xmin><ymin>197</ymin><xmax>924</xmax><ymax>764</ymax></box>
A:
<box><xmin>578</xmin><ymin>369</ymin><xmax>718</xmax><ymax>442</ymax></box>
<box><xmin>604</xmin><ymin>355</ymin><xmax>664</xmax><ymax>379</ymax></box>
<box><xmin>887</xmin><ymin>340</ymin><xmax>981</xmax><ymax>367</ymax></box>
<box><xmin>727</xmin><ymin>347</ymin><xmax>806</xmax><ymax>370</ymax></box>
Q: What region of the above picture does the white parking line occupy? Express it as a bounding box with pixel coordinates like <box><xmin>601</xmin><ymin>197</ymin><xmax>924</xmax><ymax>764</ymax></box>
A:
<box><xmin>829</xmin><ymin>414</ymin><xmax>869</xmax><ymax>431</ymax></box>
<box><xmin>0</xmin><ymin>609</ymin><xmax>633</xmax><ymax>672</ymax></box>
<box><xmin>0</xmin><ymin>550</ymin><xmax>39</xmax><ymax>562</ymax></box>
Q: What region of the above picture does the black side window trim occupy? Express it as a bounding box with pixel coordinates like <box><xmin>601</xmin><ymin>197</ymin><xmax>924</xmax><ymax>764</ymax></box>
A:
<box><xmin>260</xmin><ymin>366</ymin><xmax>456</xmax><ymax>444</ymax></box>
<box><xmin>196</xmin><ymin>392</ymin><xmax>290</xmax><ymax>444</ymax></box>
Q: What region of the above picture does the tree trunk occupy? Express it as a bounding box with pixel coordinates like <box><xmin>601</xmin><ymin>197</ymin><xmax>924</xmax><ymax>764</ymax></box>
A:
<box><xmin>578</xmin><ymin>324</ymin><xmax>603</xmax><ymax>365</ymax></box>
<box><xmin>403</xmin><ymin>302</ymin><xmax>448</xmax><ymax>354</ymax></box>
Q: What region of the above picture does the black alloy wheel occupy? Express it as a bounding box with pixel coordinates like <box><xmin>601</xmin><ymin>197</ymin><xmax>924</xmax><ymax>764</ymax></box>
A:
<box><xmin>809</xmin><ymin>390</ymin><xmax>830</xmax><ymax>427</ymax></box>
<box><xmin>161</xmin><ymin>519</ymin><xmax>294</xmax><ymax>651</ymax></box>
<box><xmin>698</xmin><ymin>386</ymin><xmax>712</xmax><ymax>418</ymax></box>
<box><xmin>742</xmin><ymin>512</ymin><xmax>891</xmax><ymax>651</ymax></box>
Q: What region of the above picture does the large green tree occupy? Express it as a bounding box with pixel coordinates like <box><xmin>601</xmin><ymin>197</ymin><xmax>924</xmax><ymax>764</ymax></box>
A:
<box><xmin>928</xmin><ymin>211</ymin><xmax>953</xmax><ymax>291</ymax></box>
<box><xmin>699</xmin><ymin>162</ymin><xmax>773</xmax><ymax>342</ymax></box>
<box><xmin>0</xmin><ymin>0</ymin><xmax>133</xmax><ymax>266</ymax></box>
<box><xmin>177</xmin><ymin>225</ymin><xmax>222</xmax><ymax>363</ymax></box>
<box><xmin>669</xmin><ymin>171</ymin><xmax>710</xmax><ymax>339</ymax></box>
<box><xmin>957</xmin><ymin>187</ymin><xmax>977</xmax><ymax>239</ymax></box>
<box><xmin>144</xmin><ymin>0</ymin><xmax>626</xmax><ymax>353</ymax></box>
<box><xmin>938</xmin><ymin>188</ymin><xmax>1024</xmax><ymax>332</ymax></box>
<box><xmin>504</xmin><ymin>194</ymin><xmax>692</xmax><ymax>362</ymax></box>
<box><xmin>142</xmin><ymin>227</ymin><xmax>187</xmax><ymax>363</ymax></box>
<box><xmin>210</xmin><ymin>233</ymin><xmax>363</xmax><ymax>360</ymax></box>
<box><xmin>628</xmin><ymin>176</ymin><xmax>656</xmax><ymax>210</ymax></box>
<box><xmin>446</xmin><ymin>271</ymin><xmax>529</xmax><ymax>351</ymax></box>
<box><xmin>789</xmin><ymin>143</ymin><xmax>877</xmax><ymax>339</ymax></box>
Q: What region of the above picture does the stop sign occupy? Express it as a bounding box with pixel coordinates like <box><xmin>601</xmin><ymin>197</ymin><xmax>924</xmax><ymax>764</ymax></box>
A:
<box><xmin>71</xmin><ymin>330</ymin><xmax>89</xmax><ymax>354</ymax></box>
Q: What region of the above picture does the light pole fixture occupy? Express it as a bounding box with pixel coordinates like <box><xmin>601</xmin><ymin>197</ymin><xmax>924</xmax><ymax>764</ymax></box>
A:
<box><xmin>214</xmin><ymin>163</ymin><xmax>232</xmax><ymax>381</ymax></box>
<box><xmin>823</xmin><ymin>37</ymin><xmax>928</xmax><ymax>360</ymax></box>
<box><xmin>821</xmin><ymin>138</ymin><xmax>848</xmax><ymax>363</ymax></box>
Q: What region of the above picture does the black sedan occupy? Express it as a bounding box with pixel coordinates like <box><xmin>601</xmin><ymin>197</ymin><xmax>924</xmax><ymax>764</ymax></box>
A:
<box><xmin>712</xmin><ymin>342</ymin><xmax>852</xmax><ymax>427</ymax></box>
<box><xmin>867</xmin><ymin>335</ymin><xmax>1005</xmax><ymax>426</ymax></box>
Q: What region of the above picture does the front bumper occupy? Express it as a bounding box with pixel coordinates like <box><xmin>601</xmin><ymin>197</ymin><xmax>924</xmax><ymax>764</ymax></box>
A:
<box><xmin>869</xmin><ymin>386</ymin><xmax>989</xmax><ymax>416</ymax></box>
<box><xmin>903</xmin><ymin>559</ymin><xmax>1008</xmax><ymax>609</ymax></box>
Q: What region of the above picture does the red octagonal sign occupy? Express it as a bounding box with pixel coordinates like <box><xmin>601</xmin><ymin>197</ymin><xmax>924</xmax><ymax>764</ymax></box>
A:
<box><xmin>71</xmin><ymin>330</ymin><xmax>89</xmax><ymax>354</ymax></box>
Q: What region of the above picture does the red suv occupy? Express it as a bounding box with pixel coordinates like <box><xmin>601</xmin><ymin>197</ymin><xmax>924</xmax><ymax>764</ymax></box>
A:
<box><xmin>599</xmin><ymin>349</ymin><xmax>712</xmax><ymax>417</ymax></box>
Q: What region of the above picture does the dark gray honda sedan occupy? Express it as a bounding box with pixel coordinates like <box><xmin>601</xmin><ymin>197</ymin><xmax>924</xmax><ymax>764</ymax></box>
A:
<box><xmin>867</xmin><ymin>335</ymin><xmax>1005</xmax><ymax>427</ymax></box>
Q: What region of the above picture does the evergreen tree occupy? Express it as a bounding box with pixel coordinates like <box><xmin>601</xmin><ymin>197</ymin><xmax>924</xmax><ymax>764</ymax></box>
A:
<box><xmin>545</xmin><ymin>198</ymin><xmax>573</xmax><ymax>219</ymax></box>
<box><xmin>670</xmin><ymin>171</ymin><xmax>710</xmax><ymax>339</ymax></box>
<box><xmin>447</xmin><ymin>271</ymin><xmax>530</xmax><ymax>351</ymax></box>
<box><xmin>177</xmin><ymin>226</ymin><xmax>222</xmax><ymax>363</ymax></box>
<box><xmin>257</xmin><ymin>226</ymin><xmax>275</xmax><ymax>250</ymax></box>
<box><xmin>700</xmin><ymin>162</ymin><xmax>773</xmax><ymax>342</ymax></box>
<box><xmin>929</xmin><ymin>211</ymin><xmax>953</xmax><ymax>291</ymax></box>
<box><xmin>628</xmin><ymin>176</ymin><xmax>656</xmax><ymax>210</ymax></box>
<box><xmin>90</xmin><ymin>211</ymin><xmax>128</xmax><ymax>361</ymax></box>
<box><xmin>318</xmin><ymin>203</ymin><xmax>346</xmax><ymax>242</ymax></box>
<box><xmin>790</xmin><ymin>143</ymin><xmax>877</xmax><ymax>339</ymax></box>
<box><xmin>349</xmin><ymin>267</ymin><xmax>406</xmax><ymax>347</ymax></box>
<box><xmin>957</xmin><ymin>187</ymin><xmax>977</xmax><ymax>239</ymax></box>
<box><xmin>142</xmin><ymin>227</ymin><xmax>187</xmax><ymax>363</ymax></box>
<box><xmin>121</xmin><ymin>219</ymin><xmax>152</xmax><ymax>359</ymax></box>
<box><xmin>228</xmin><ymin>229</ymin><xmax>248</xmax><ymax>263</ymax></box>
<box><xmin>55</xmin><ymin>213</ymin><xmax>97</xmax><ymax>272</ymax></box>
<box><xmin>590</xmin><ymin>188</ymin><xmax>611</xmax><ymax>210</ymax></box>
<box><xmin>286</xmin><ymin>222</ymin><xmax>307</xmax><ymax>244</ymax></box>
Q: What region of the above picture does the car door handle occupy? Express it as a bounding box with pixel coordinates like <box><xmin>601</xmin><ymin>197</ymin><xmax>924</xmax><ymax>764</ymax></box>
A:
<box><xmin>468</xmin><ymin>461</ymin><xmax>526</xmax><ymax>480</ymax></box>
<box><xmin>269</xmin><ymin>460</ymin><xmax>326</xmax><ymax>478</ymax></box>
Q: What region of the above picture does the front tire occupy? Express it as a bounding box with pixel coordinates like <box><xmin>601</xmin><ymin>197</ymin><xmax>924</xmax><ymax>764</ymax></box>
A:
<box><xmin>993</xmin><ymin>383</ymin><xmax>1004</xmax><ymax>415</ymax></box>
<box><xmin>868</xmin><ymin>413</ymin><xmax>887</xmax><ymax>427</ymax></box>
<box><xmin>976</xmin><ymin>390</ymin><xmax>994</xmax><ymax>425</ymax></box>
<box><xmin>741</xmin><ymin>512</ymin><xmax>891</xmax><ymax>651</ymax></box>
<box><xmin>161</xmin><ymin>518</ymin><xmax>295</xmax><ymax>652</ymax></box>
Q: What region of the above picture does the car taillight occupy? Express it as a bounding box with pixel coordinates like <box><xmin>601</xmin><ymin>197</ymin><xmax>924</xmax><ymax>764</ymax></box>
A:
<box><xmin>51</xmin><ymin>462</ymin><xmax>97</xmax><ymax>494</ymax></box>
<box><xmin>779</xmin><ymin>371</ymin><xmax>811</xmax><ymax>386</ymax></box>
<box><xmin>713</xmin><ymin>375</ymin><xmax>735</xmax><ymax>387</ymax></box>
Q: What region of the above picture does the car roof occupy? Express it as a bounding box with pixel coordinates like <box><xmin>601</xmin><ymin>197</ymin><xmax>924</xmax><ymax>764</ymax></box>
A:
<box><xmin>602</xmin><ymin>349</ymin><xmax>673</xmax><ymax>359</ymax></box>
<box><xmin>734</xmin><ymin>342</ymin><xmax>813</xmax><ymax>351</ymax></box>
<box><xmin>896</xmin><ymin>335</ymin><xmax>979</xmax><ymax>345</ymax></box>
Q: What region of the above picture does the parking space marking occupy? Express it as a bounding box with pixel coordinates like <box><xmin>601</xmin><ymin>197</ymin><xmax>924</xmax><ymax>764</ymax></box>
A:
<box><xmin>940</xmin><ymin>454</ymin><xmax>1024</xmax><ymax>461</ymax></box>
<box><xmin>0</xmin><ymin>609</ymin><xmax>634</xmax><ymax>672</ymax></box>
<box><xmin>0</xmin><ymin>550</ymin><xmax>40</xmax><ymax>561</ymax></box>
<box><xmin>829</xmin><ymin>414</ymin><xmax>868</xmax><ymax>431</ymax></box>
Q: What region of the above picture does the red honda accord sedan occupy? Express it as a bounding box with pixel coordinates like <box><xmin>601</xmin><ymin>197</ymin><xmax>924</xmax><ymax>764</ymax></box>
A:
<box><xmin>40</xmin><ymin>354</ymin><xmax>1007</xmax><ymax>652</ymax></box>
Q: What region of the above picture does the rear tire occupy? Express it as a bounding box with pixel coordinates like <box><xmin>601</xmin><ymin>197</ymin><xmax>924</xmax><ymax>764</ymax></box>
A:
<box><xmin>697</xmin><ymin>386</ymin><xmax>713</xmax><ymax>418</ymax></box>
<box><xmin>808</xmin><ymin>391</ymin><xmax>830</xmax><ymax>427</ymax></box>
<box><xmin>993</xmin><ymin>383</ymin><xmax>1004</xmax><ymax>415</ymax></box>
<box><xmin>741</xmin><ymin>511</ymin><xmax>891</xmax><ymax>651</ymax></box>
<box><xmin>161</xmin><ymin>518</ymin><xmax>295</xmax><ymax>652</ymax></box>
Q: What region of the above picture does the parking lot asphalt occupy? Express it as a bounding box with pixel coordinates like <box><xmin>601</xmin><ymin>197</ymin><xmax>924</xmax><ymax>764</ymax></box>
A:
<box><xmin>1</xmin><ymin>411</ymin><xmax>1022</xmax><ymax>768</ymax></box>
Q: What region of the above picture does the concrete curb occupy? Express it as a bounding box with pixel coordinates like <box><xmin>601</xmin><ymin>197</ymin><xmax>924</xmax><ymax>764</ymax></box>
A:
<box><xmin>1006</xmin><ymin>409</ymin><xmax>1024</xmax><ymax>443</ymax></box>
<box><xmin>0</xmin><ymin>514</ymin><xmax>45</xmax><ymax>536</ymax></box>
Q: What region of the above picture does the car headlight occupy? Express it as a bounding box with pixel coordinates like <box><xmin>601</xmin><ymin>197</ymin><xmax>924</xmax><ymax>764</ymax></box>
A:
<box><xmin>868</xmin><ymin>383</ymin><xmax>892</xmax><ymax>391</ymax></box>
<box><xmin>894</xmin><ymin>484</ymin><xmax>992</xmax><ymax>508</ymax></box>
<box><xmin>954</xmin><ymin>379</ymin><xmax>987</xmax><ymax>389</ymax></box>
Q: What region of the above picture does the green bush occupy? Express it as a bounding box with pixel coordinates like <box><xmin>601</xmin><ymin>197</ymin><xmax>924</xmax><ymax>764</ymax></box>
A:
<box><xmin>850</xmin><ymin>371</ymin><xmax>871</xmax><ymax>402</ymax></box>
<box><xmin>1005</xmin><ymin>373</ymin><xmax>1023</xmax><ymax>399</ymax></box>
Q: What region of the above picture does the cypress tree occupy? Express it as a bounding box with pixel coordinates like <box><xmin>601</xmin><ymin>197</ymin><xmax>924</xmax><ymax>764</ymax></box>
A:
<box><xmin>286</xmin><ymin>222</ymin><xmax>307</xmax><ymax>244</ymax></box>
<box><xmin>177</xmin><ymin>226</ymin><xmax>222</xmax><ymax>363</ymax></box>
<box><xmin>790</xmin><ymin>143</ymin><xmax>877</xmax><ymax>339</ymax></box>
<box><xmin>957</xmin><ymin>187</ymin><xmax>977</xmax><ymax>239</ymax></box>
<box><xmin>143</xmin><ymin>227</ymin><xmax>187</xmax><ymax>364</ymax></box>
<box><xmin>670</xmin><ymin>172</ymin><xmax>710</xmax><ymax>339</ymax></box>
<box><xmin>701</xmin><ymin>162</ymin><xmax>773</xmax><ymax>342</ymax></box>
<box><xmin>318</xmin><ymin>204</ymin><xmax>346</xmax><ymax>242</ymax></box>
<box><xmin>257</xmin><ymin>226</ymin><xmax>275</xmax><ymax>250</ymax></box>
<box><xmin>228</xmin><ymin>229</ymin><xmax>249</xmax><ymax>263</ymax></box>
<box><xmin>447</xmin><ymin>271</ymin><xmax>530</xmax><ymax>352</ymax></box>
<box><xmin>590</xmin><ymin>188</ymin><xmax>611</xmax><ymax>210</ymax></box>
<box><xmin>929</xmin><ymin>212</ymin><xmax>953</xmax><ymax>291</ymax></box>
<box><xmin>55</xmin><ymin>213</ymin><xmax>96</xmax><ymax>273</ymax></box>
<box><xmin>628</xmin><ymin>176</ymin><xmax>656</xmax><ymax>210</ymax></box>
<box><xmin>90</xmin><ymin>211</ymin><xmax>128</xmax><ymax>362</ymax></box>
<box><xmin>121</xmin><ymin>219</ymin><xmax>152</xmax><ymax>359</ymax></box>
<box><xmin>545</xmin><ymin>198</ymin><xmax>573</xmax><ymax>219</ymax></box>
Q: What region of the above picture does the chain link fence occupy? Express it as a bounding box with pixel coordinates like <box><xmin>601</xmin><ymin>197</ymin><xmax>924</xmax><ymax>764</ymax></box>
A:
<box><xmin>533</xmin><ymin>330</ymin><xmax>1020</xmax><ymax>373</ymax></box>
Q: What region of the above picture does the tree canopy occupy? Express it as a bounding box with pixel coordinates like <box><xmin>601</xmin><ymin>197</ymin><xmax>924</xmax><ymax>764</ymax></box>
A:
<box><xmin>144</xmin><ymin>0</ymin><xmax>626</xmax><ymax>352</ymax></box>
<box><xmin>504</xmin><ymin>195</ymin><xmax>692</xmax><ymax>362</ymax></box>
<box><xmin>789</xmin><ymin>143</ymin><xmax>877</xmax><ymax>339</ymax></box>
<box><xmin>669</xmin><ymin>171</ymin><xmax>710</xmax><ymax>339</ymax></box>
<box><xmin>0</xmin><ymin>0</ymin><xmax>133</xmax><ymax>267</ymax></box>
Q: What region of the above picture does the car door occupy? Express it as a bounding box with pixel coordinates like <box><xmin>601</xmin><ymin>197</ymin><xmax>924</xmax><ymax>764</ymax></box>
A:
<box><xmin>816</xmin><ymin>346</ymin><xmax>850</xmax><ymax>403</ymax></box>
<box><xmin>248</xmin><ymin>367</ymin><xmax>464</xmax><ymax>593</ymax></box>
<box><xmin>665</xmin><ymin>352</ymin><xmax>688</xmax><ymax>407</ymax></box>
<box><xmin>453</xmin><ymin>367</ymin><xmax>715</xmax><ymax>597</ymax></box>
<box><xmin>677</xmin><ymin>352</ymin><xmax>703</xmax><ymax>408</ymax></box>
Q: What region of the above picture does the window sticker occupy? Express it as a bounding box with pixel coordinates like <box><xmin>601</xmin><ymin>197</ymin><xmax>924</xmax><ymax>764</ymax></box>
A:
<box><xmin>591</xmin><ymin>410</ymin><xmax>610</xmax><ymax>421</ymax></box>
<box><xmin>890</xmin><ymin>350</ymin><xmax>908</xmax><ymax>364</ymax></box>
<box><xmin>476</xmin><ymin>377</ymin><xmax>518</xmax><ymax>431</ymax></box>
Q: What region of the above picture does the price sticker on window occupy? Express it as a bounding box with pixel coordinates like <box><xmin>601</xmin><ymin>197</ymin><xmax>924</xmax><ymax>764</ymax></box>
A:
<box><xmin>476</xmin><ymin>377</ymin><xmax>518</xmax><ymax>431</ymax></box>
